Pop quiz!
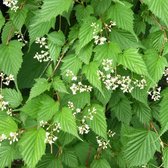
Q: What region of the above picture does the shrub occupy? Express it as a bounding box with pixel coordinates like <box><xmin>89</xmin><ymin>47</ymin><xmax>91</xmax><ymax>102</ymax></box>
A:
<box><xmin>0</xmin><ymin>0</ymin><xmax>168</xmax><ymax>167</ymax></box>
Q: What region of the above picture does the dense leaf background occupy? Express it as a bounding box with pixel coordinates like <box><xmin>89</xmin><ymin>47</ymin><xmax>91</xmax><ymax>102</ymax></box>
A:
<box><xmin>0</xmin><ymin>0</ymin><xmax>168</xmax><ymax>167</ymax></box>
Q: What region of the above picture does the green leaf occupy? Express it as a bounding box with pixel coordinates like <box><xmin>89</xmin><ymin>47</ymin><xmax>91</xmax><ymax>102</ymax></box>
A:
<box><xmin>131</xmin><ymin>87</ymin><xmax>148</xmax><ymax>105</ymax></box>
<box><xmin>0</xmin><ymin>142</ymin><xmax>17</xmax><ymax>168</ymax></box>
<box><xmin>78</xmin><ymin>43</ymin><xmax>93</xmax><ymax>65</ymax></box>
<box><xmin>90</xmin><ymin>159</ymin><xmax>111</xmax><ymax>168</ymax></box>
<box><xmin>61</xmin><ymin>55</ymin><xmax>82</xmax><ymax>76</ymax></box>
<box><xmin>0</xmin><ymin>112</ymin><xmax>18</xmax><ymax>136</ymax></box>
<box><xmin>54</xmin><ymin>107</ymin><xmax>79</xmax><ymax>139</ymax></box>
<box><xmin>35</xmin><ymin>0</ymin><xmax>73</xmax><ymax>24</ymax></box>
<box><xmin>160</xmin><ymin>90</ymin><xmax>168</xmax><ymax>135</ymax></box>
<box><xmin>132</xmin><ymin>101</ymin><xmax>151</xmax><ymax>125</ymax></box>
<box><xmin>93</xmin><ymin>42</ymin><xmax>121</xmax><ymax>64</ymax></box>
<box><xmin>21</xmin><ymin>94</ymin><xmax>59</xmax><ymax>122</ymax></box>
<box><xmin>28</xmin><ymin>78</ymin><xmax>51</xmax><ymax>101</ymax></box>
<box><xmin>144</xmin><ymin>50</ymin><xmax>167</xmax><ymax>85</ymax></box>
<box><xmin>61</xmin><ymin>92</ymin><xmax>90</xmax><ymax>109</ymax></box>
<box><xmin>0</xmin><ymin>40</ymin><xmax>23</xmax><ymax>77</ymax></box>
<box><xmin>110</xmin><ymin>28</ymin><xmax>144</xmax><ymax>50</ymax></box>
<box><xmin>48</xmin><ymin>31</ymin><xmax>65</xmax><ymax>64</ymax></box>
<box><xmin>10</xmin><ymin>7</ymin><xmax>28</xmax><ymax>31</ymax></box>
<box><xmin>144</xmin><ymin>0</ymin><xmax>168</xmax><ymax>27</ymax></box>
<box><xmin>52</xmin><ymin>77</ymin><xmax>68</xmax><ymax>94</ymax></box>
<box><xmin>76</xmin><ymin>17</ymin><xmax>101</xmax><ymax>53</ymax></box>
<box><xmin>118</xmin><ymin>48</ymin><xmax>148</xmax><ymax>76</ymax></box>
<box><xmin>91</xmin><ymin>0</ymin><xmax>111</xmax><ymax>15</ymax></box>
<box><xmin>58</xmin><ymin>132</ymin><xmax>75</xmax><ymax>146</ymax></box>
<box><xmin>123</xmin><ymin>128</ymin><xmax>160</xmax><ymax>167</ymax></box>
<box><xmin>62</xmin><ymin>150</ymin><xmax>78</xmax><ymax>167</ymax></box>
<box><xmin>110</xmin><ymin>93</ymin><xmax>132</xmax><ymax>124</ymax></box>
<box><xmin>86</xmin><ymin>104</ymin><xmax>107</xmax><ymax>139</ymax></box>
<box><xmin>29</xmin><ymin>18</ymin><xmax>55</xmax><ymax>44</ymax></box>
<box><xmin>83</xmin><ymin>61</ymin><xmax>102</xmax><ymax>94</ymax></box>
<box><xmin>163</xmin><ymin>147</ymin><xmax>168</xmax><ymax>168</ymax></box>
<box><xmin>19</xmin><ymin>128</ymin><xmax>46</xmax><ymax>168</ymax></box>
<box><xmin>1</xmin><ymin>21</ymin><xmax>16</xmax><ymax>44</ymax></box>
<box><xmin>2</xmin><ymin>88</ymin><xmax>22</xmax><ymax>108</ymax></box>
<box><xmin>106</xmin><ymin>3</ymin><xmax>134</xmax><ymax>35</ymax></box>
<box><xmin>0</xmin><ymin>11</ymin><xmax>5</xmax><ymax>31</ymax></box>
<box><xmin>36</xmin><ymin>154</ymin><xmax>62</xmax><ymax>168</ymax></box>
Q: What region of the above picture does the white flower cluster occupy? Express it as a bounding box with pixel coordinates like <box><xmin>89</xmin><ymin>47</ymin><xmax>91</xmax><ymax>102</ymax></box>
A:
<box><xmin>44</xmin><ymin>122</ymin><xmax>61</xmax><ymax>145</ymax></box>
<box><xmin>70</xmin><ymin>82</ymin><xmax>92</xmax><ymax>95</ymax></box>
<box><xmin>78</xmin><ymin>121</ymin><xmax>90</xmax><ymax>135</ymax></box>
<box><xmin>3</xmin><ymin>0</ymin><xmax>19</xmax><ymax>12</ymax></box>
<box><xmin>78</xmin><ymin>107</ymin><xmax>97</xmax><ymax>135</ymax></box>
<box><xmin>8</xmin><ymin>132</ymin><xmax>19</xmax><ymax>144</ymax></box>
<box><xmin>15</xmin><ymin>32</ymin><xmax>28</xmax><ymax>45</ymax></box>
<box><xmin>96</xmin><ymin>136</ymin><xmax>110</xmax><ymax>150</ymax></box>
<box><xmin>107</xmin><ymin>130</ymin><xmax>116</xmax><ymax>138</ymax></box>
<box><xmin>164</xmin><ymin>68</ymin><xmax>168</xmax><ymax>83</ymax></box>
<box><xmin>65</xmin><ymin>70</ymin><xmax>77</xmax><ymax>81</ymax></box>
<box><xmin>68</xmin><ymin>101</ymin><xmax>75</xmax><ymax>110</ymax></box>
<box><xmin>104</xmin><ymin>21</ymin><xmax>116</xmax><ymax>32</ymax></box>
<box><xmin>0</xmin><ymin>94</ymin><xmax>9</xmax><ymax>111</ymax></box>
<box><xmin>0</xmin><ymin>132</ymin><xmax>19</xmax><ymax>145</ymax></box>
<box><xmin>91</xmin><ymin>22</ymin><xmax>106</xmax><ymax>45</ymax></box>
<box><xmin>34</xmin><ymin>37</ymin><xmax>51</xmax><ymax>62</ymax></box>
<box><xmin>148</xmin><ymin>87</ymin><xmax>161</xmax><ymax>101</ymax></box>
<box><xmin>0</xmin><ymin>73</ymin><xmax>14</xmax><ymax>86</ymax></box>
<box><xmin>39</xmin><ymin>120</ymin><xmax>48</xmax><ymax>127</ymax></box>
<box><xmin>98</xmin><ymin>59</ymin><xmax>147</xmax><ymax>93</ymax></box>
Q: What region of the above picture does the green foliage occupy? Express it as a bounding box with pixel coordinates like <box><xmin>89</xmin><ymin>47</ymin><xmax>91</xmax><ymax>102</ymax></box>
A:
<box><xmin>0</xmin><ymin>0</ymin><xmax>168</xmax><ymax>167</ymax></box>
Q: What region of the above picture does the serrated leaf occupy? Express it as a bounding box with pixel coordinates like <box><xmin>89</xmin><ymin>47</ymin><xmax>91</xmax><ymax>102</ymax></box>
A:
<box><xmin>0</xmin><ymin>142</ymin><xmax>17</xmax><ymax>168</ymax></box>
<box><xmin>10</xmin><ymin>7</ymin><xmax>28</xmax><ymax>31</ymax></box>
<box><xmin>91</xmin><ymin>0</ymin><xmax>111</xmax><ymax>15</ymax></box>
<box><xmin>62</xmin><ymin>150</ymin><xmax>78</xmax><ymax>167</ymax></box>
<box><xmin>29</xmin><ymin>18</ymin><xmax>55</xmax><ymax>44</ymax></box>
<box><xmin>90</xmin><ymin>159</ymin><xmax>111</xmax><ymax>168</ymax></box>
<box><xmin>123</xmin><ymin>128</ymin><xmax>160</xmax><ymax>167</ymax></box>
<box><xmin>110</xmin><ymin>28</ymin><xmax>144</xmax><ymax>50</ymax></box>
<box><xmin>144</xmin><ymin>50</ymin><xmax>167</xmax><ymax>86</ymax></box>
<box><xmin>54</xmin><ymin>107</ymin><xmax>79</xmax><ymax>139</ymax></box>
<box><xmin>58</xmin><ymin>132</ymin><xmax>75</xmax><ymax>147</ymax></box>
<box><xmin>110</xmin><ymin>93</ymin><xmax>132</xmax><ymax>124</ymax></box>
<box><xmin>76</xmin><ymin>17</ymin><xmax>101</xmax><ymax>53</ymax></box>
<box><xmin>0</xmin><ymin>112</ymin><xmax>18</xmax><ymax>136</ymax></box>
<box><xmin>83</xmin><ymin>61</ymin><xmax>103</xmax><ymax>94</ymax></box>
<box><xmin>35</xmin><ymin>0</ymin><xmax>73</xmax><ymax>24</ymax></box>
<box><xmin>2</xmin><ymin>88</ymin><xmax>22</xmax><ymax>108</ymax></box>
<box><xmin>61</xmin><ymin>92</ymin><xmax>90</xmax><ymax>109</ymax></box>
<box><xmin>0</xmin><ymin>40</ymin><xmax>23</xmax><ymax>77</ymax></box>
<box><xmin>107</xmin><ymin>3</ymin><xmax>134</xmax><ymax>35</ymax></box>
<box><xmin>78</xmin><ymin>43</ymin><xmax>93</xmax><ymax>65</ymax></box>
<box><xmin>1</xmin><ymin>21</ymin><xmax>16</xmax><ymax>44</ymax></box>
<box><xmin>86</xmin><ymin>104</ymin><xmax>107</xmax><ymax>140</ymax></box>
<box><xmin>19</xmin><ymin>128</ymin><xmax>46</xmax><ymax>168</ymax></box>
<box><xmin>163</xmin><ymin>147</ymin><xmax>168</xmax><ymax>168</ymax></box>
<box><xmin>94</xmin><ymin>42</ymin><xmax>121</xmax><ymax>64</ymax></box>
<box><xmin>160</xmin><ymin>90</ymin><xmax>168</xmax><ymax>135</ymax></box>
<box><xmin>36</xmin><ymin>154</ymin><xmax>62</xmax><ymax>168</ymax></box>
<box><xmin>118</xmin><ymin>48</ymin><xmax>148</xmax><ymax>76</ymax></box>
<box><xmin>131</xmin><ymin>87</ymin><xmax>148</xmax><ymax>105</ymax></box>
<box><xmin>144</xmin><ymin>0</ymin><xmax>168</xmax><ymax>27</ymax></box>
<box><xmin>21</xmin><ymin>94</ymin><xmax>59</xmax><ymax>122</ymax></box>
<box><xmin>132</xmin><ymin>101</ymin><xmax>151</xmax><ymax>125</ymax></box>
<box><xmin>52</xmin><ymin>77</ymin><xmax>68</xmax><ymax>94</ymax></box>
<box><xmin>0</xmin><ymin>11</ymin><xmax>5</xmax><ymax>31</ymax></box>
<box><xmin>61</xmin><ymin>54</ymin><xmax>82</xmax><ymax>76</ymax></box>
<box><xmin>48</xmin><ymin>31</ymin><xmax>65</xmax><ymax>64</ymax></box>
<box><xmin>28</xmin><ymin>78</ymin><xmax>51</xmax><ymax>101</ymax></box>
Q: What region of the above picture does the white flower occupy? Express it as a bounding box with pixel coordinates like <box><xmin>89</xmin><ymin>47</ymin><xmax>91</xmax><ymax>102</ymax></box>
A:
<box><xmin>39</xmin><ymin>120</ymin><xmax>48</xmax><ymax>127</ymax></box>
<box><xmin>96</xmin><ymin>136</ymin><xmax>110</xmax><ymax>150</ymax></box>
<box><xmin>45</xmin><ymin>132</ymin><xmax>58</xmax><ymax>145</ymax></box>
<box><xmin>78</xmin><ymin>124</ymin><xmax>90</xmax><ymax>135</ymax></box>
<box><xmin>107</xmin><ymin>130</ymin><xmax>116</xmax><ymax>138</ymax></box>
<box><xmin>68</xmin><ymin>101</ymin><xmax>75</xmax><ymax>110</ymax></box>
<box><xmin>148</xmin><ymin>86</ymin><xmax>161</xmax><ymax>101</ymax></box>
<box><xmin>9</xmin><ymin>132</ymin><xmax>19</xmax><ymax>144</ymax></box>
<box><xmin>3</xmin><ymin>0</ymin><xmax>19</xmax><ymax>12</ymax></box>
